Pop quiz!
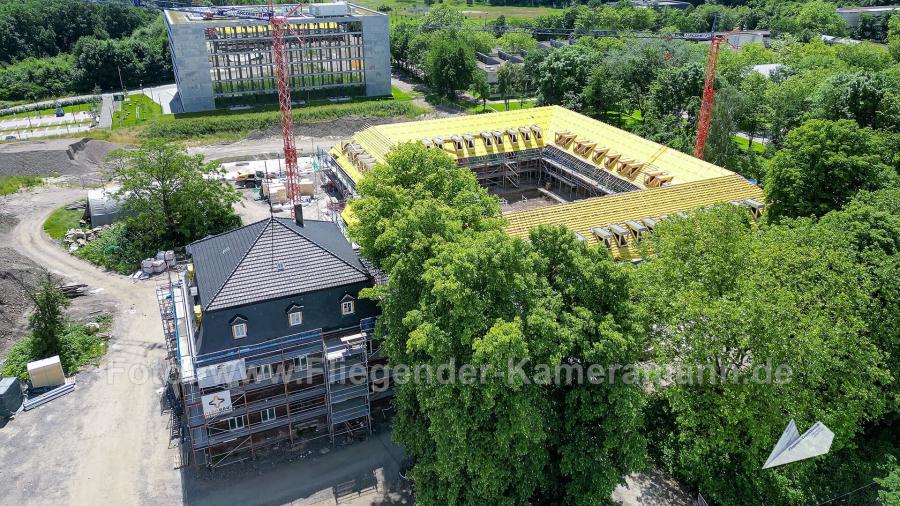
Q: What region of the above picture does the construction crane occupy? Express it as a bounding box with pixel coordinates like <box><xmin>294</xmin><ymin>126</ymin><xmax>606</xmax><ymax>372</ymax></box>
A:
<box><xmin>694</xmin><ymin>18</ymin><xmax>738</xmax><ymax>160</ymax></box>
<box><xmin>81</xmin><ymin>0</ymin><xmax>307</xmax><ymax>218</ymax></box>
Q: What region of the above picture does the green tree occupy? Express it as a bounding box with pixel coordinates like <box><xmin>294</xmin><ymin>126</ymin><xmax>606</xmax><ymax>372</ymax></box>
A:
<box><xmin>793</xmin><ymin>1</ymin><xmax>847</xmax><ymax>42</ymax></box>
<box><xmin>112</xmin><ymin>141</ymin><xmax>241</xmax><ymax>249</ymax></box>
<box><xmin>534</xmin><ymin>44</ymin><xmax>600</xmax><ymax>106</ymax></box>
<box><xmin>889</xmin><ymin>13</ymin><xmax>900</xmax><ymax>62</ymax></box>
<box><xmin>424</xmin><ymin>32</ymin><xmax>477</xmax><ymax>100</ymax></box>
<box><xmin>497</xmin><ymin>32</ymin><xmax>536</xmax><ymax>53</ymax></box>
<box><xmin>348</xmin><ymin>144</ymin><xmax>647</xmax><ymax>504</ymax></box>
<box><xmin>817</xmin><ymin>71</ymin><xmax>889</xmax><ymax>129</ymax></box>
<box><xmin>738</xmin><ymin>72</ymin><xmax>771</xmax><ymax>150</ymax></box>
<box><xmin>472</xmin><ymin>70</ymin><xmax>490</xmax><ymax>111</ymax></box>
<box><xmin>764</xmin><ymin>119</ymin><xmax>896</xmax><ymax>220</ymax></box>
<box><xmin>27</xmin><ymin>272</ymin><xmax>70</xmax><ymax>360</ymax></box>
<box><xmin>496</xmin><ymin>63</ymin><xmax>522</xmax><ymax>111</ymax></box>
<box><xmin>877</xmin><ymin>463</ymin><xmax>900</xmax><ymax>505</ymax></box>
<box><xmin>636</xmin><ymin>205</ymin><xmax>891</xmax><ymax>505</ymax></box>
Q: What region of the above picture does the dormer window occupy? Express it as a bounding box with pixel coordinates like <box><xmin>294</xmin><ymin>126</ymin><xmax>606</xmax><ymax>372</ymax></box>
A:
<box><xmin>286</xmin><ymin>303</ymin><xmax>303</xmax><ymax>326</ymax></box>
<box><xmin>230</xmin><ymin>316</ymin><xmax>248</xmax><ymax>339</ymax></box>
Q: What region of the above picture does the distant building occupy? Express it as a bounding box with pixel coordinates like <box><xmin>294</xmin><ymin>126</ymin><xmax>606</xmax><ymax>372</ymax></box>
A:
<box><xmin>837</xmin><ymin>5</ymin><xmax>900</xmax><ymax>29</ymax></box>
<box><xmin>628</xmin><ymin>0</ymin><xmax>692</xmax><ymax>9</ymax></box>
<box><xmin>160</xmin><ymin>214</ymin><xmax>389</xmax><ymax>469</ymax></box>
<box><xmin>751</xmin><ymin>63</ymin><xmax>784</xmax><ymax>79</ymax></box>
<box><xmin>476</xmin><ymin>49</ymin><xmax>526</xmax><ymax>96</ymax></box>
<box><xmin>164</xmin><ymin>2</ymin><xmax>390</xmax><ymax>112</ymax></box>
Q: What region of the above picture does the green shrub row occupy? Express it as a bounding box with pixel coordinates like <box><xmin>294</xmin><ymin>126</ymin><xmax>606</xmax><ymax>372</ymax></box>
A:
<box><xmin>143</xmin><ymin>100</ymin><xmax>425</xmax><ymax>140</ymax></box>
<box><xmin>1</xmin><ymin>315</ymin><xmax>111</xmax><ymax>381</ymax></box>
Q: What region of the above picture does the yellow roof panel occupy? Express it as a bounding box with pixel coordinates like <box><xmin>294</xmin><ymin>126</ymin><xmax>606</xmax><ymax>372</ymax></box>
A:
<box><xmin>339</xmin><ymin>106</ymin><xmax>733</xmax><ymax>188</ymax></box>
<box><xmin>503</xmin><ymin>174</ymin><xmax>764</xmax><ymax>260</ymax></box>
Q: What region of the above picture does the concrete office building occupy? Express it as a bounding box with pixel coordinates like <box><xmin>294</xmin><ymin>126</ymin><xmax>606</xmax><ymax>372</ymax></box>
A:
<box><xmin>164</xmin><ymin>3</ymin><xmax>390</xmax><ymax>112</ymax></box>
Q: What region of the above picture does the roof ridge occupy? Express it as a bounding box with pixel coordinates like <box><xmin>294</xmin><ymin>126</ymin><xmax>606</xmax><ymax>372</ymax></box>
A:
<box><xmin>273</xmin><ymin>218</ymin><xmax>369</xmax><ymax>276</ymax></box>
<box><xmin>187</xmin><ymin>218</ymin><xmax>268</xmax><ymax>247</ymax></box>
<box><xmin>204</xmin><ymin>218</ymin><xmax>273</xmax><ymax>310</ymax></box>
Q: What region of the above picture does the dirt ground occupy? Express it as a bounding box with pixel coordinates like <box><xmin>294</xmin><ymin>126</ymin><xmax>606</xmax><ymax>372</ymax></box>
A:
<box><xmin>0</xmin><ymin>185</ymin><xmax>410</xmax><ymax>506</ymax></box>
<box><xmin>0</xmin><ymin>138</ymin><xmax>120</xmax><ymax>178</ymax></box>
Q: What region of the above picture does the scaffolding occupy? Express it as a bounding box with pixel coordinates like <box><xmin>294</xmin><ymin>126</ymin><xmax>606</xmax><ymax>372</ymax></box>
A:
<box><xmin>205</xmin><ymin>21</ymin><xmax>366</xmax><ymax>99</ymax></box>
<box><xmin>164</xmin><ymin>302</ymin><xmax>379</xmax><ymax>470</ymax></box>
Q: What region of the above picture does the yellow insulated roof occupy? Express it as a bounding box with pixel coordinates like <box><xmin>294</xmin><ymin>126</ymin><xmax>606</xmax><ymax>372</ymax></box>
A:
<box><xmin>331</xmin><ymin>105</ymin><xmax>733</xmax><ymax>187</ymax></box>
<box><xmin>504</xmin><ymin>174</ymin><xmax>764</xmax><ymax>260</ymax></box>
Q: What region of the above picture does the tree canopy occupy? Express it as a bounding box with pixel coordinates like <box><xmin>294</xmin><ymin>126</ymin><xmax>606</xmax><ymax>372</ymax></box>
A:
<box><xmin>112</xmin><ymin>141</ymin><xmax>241</xmax><ymax>249</ymax></box>
<box><xmin>764</xmin><ymin>119</ymin><xmax>897</xmax><ymax>220</ymax></box>
<box><xmin>348</xmin><ymin>143</ymin><xmax>647</xmax><ymax>504</ymax></box>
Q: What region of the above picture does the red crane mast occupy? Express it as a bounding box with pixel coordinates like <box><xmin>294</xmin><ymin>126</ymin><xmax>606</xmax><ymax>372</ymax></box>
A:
<box><xmin>693</xmin><ymin>27</ymin><xmax>738</xmax><ymax>160</ymax></box>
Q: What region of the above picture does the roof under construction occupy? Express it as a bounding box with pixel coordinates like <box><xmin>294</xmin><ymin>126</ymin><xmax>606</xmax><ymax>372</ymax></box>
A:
<box><xmin>331</xmin><ymin>106</ymin><xmax>734</xmax><ymax>189</ymax></box>
<box><xmin>330</xmin><ymin>106</ymin><xmax>764</xmax><ymax>260</ymax></box>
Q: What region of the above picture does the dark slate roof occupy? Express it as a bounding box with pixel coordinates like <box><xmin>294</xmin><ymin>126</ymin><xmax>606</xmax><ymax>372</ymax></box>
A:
<box><xmin>186</xmin><ymin>218</ymin><xmax>370</xmax><ymax>311</ymax></box>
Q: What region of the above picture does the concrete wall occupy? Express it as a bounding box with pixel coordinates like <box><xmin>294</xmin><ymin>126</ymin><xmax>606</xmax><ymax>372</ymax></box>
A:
<box><xmin>361</xmin><ymin>14</ymin><xmax>391</xmax><ymax>97</ymax></box>
<box><xmin>196</xmin><ymin>281</ymin><xmax>379</xmax><ymax>355</ymax></box>
<box><xmin>166</xmin><ymin>17</ymin><xmax>216</xmax><ymax>113</ymax></box>
<box><xmin>164</xmin><ymin>7</ymin><xmax>390</xmax><ymax>112</ymax></box>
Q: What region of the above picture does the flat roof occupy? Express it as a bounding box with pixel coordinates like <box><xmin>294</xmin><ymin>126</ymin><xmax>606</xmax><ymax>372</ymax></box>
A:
<box><xmin>165</xmin><ymin>2</ymin><xmax>381</xmax><ymax>25</ymax></box>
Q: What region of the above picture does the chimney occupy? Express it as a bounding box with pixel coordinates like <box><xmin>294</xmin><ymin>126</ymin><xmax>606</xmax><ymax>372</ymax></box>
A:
<box><xmin>294</xmin><ymin>204</ymin><xmax>304</xmax><ymax>227</ymax></box>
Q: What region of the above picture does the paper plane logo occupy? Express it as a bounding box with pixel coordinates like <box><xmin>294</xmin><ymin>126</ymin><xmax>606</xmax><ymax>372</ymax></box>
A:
<box><xmin>762</xmin><ymin>419</ymin><xmax>834</xmax><ymax>469</ymax></box>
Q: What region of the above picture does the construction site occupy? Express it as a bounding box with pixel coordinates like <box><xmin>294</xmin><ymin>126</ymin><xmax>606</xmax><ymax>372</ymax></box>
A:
<box><xmin>328</xmin><ymin>106</ymin><xmax>764</xmax><ymax>260</ymax></box>
<box><xmin>165</xmin><ymin>2</ymin><xmax>390</xmax><ymax>112</ymax></box>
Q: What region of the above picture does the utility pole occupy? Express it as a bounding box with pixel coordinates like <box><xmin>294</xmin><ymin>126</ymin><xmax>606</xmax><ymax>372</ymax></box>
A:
<box><xmin>118</xmin><ymin>66</ymin><xmax>126</xmax><ymax>95</ymax></box>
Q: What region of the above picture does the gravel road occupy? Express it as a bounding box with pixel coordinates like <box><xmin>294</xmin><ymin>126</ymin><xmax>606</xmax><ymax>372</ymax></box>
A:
<box><xmin>0</xmin><ymin>186</ymin><xmax>409</xmax><ymax>505</ymax></box>
<box><xmin>0</xmin><ymin>187</ymin><xmax>182</xmax><ymax>505</ymax></box>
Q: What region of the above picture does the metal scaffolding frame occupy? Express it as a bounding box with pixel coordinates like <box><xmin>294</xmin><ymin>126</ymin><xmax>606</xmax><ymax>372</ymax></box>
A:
<box><xmin>157</xmin><ymin>272</ymin><xmax>381</xmax><ymax>471</ymax></box>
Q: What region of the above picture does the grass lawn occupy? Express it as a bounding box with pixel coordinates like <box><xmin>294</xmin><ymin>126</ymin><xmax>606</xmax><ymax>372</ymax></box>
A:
<box><xmin>391</xmin><ymin>86</ymin><xmax>419</xmax><ymax>101</ymax></box>
<box><xmin>464</xmin><ymin>98</ymin><xmax>537</xmax><ymax>113</ymax></box>
<box><xmin>362</xmin><ymin>0</ymin><xmax>559</xmax><ymax>20</ymax></box>
<box><xmin>44</xmin><ymin>204</ymin><xmax>86</xmax><ymax>239</ymax></box>
<box><xmin>113</xmin><ymin>94</ymin><xmax>167</xmax><ymax>129</ymax></box>
<box><xmin>0</xmin><ymin>102</ymin><xmax>94</xmax><ymax>122</ymax></box>
<box><xmin>0</xmin><ymin>175</ymin><xmax>42</xmax><ymax>195</ymax></box>
<box><xmin>733</xmin><ymin>135</ymin><xmax>767</xmax><ymax>154</ymax></box>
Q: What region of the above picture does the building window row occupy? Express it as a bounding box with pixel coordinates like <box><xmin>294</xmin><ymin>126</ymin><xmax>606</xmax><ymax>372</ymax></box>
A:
<box><xmin>230</xmin><ymin>298</ymin><xmax>356</xmax><ymax>339</ymax></box>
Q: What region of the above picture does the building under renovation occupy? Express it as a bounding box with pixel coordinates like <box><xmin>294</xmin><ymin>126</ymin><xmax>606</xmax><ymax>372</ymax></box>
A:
<box><xmin>158</xmin><ymin>215</ymin><xmax>389</xmax><ymax>469</ymax></box>
<box><xmin>327</xmin><ymin>106</ymin><xmax>765</xmax><ymax>260</ymax></box>
<box><xmin>164</xmin><ymin>2</ymin><xmax>390</xmax><ymax>112</ymax></box>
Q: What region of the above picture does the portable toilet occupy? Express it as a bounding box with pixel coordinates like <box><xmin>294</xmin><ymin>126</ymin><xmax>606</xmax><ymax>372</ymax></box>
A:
<box><xmin>27</xmin><ymin>356</ymin><xmax>65</xmax><ymax>389</ymax></box>
<box><xmin>0</xmin><ymin>377</ymin><xmax>23</xmax><ymax>417</ymax></box>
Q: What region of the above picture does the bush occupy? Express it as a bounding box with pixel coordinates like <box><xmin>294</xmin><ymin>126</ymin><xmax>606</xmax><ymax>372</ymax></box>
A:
<box><xmin>0</xmin><ymin>176</ymin><xmax>42</xmax><ymax>196</ymax></box>
<box><xmin>0</xmin><ymin>317</ymin><xmax>110</xmax><ymax>381</ymax></box>
<box><xmin>144</xmin><ymin>100</ymin><xmax>425</xmax><ymax>140</ymax></box>
<box><xmin>377</xmin><ymin>4</ymin><xmax>392</xmax><ymax>12</ymax></box>
<box><xmin>74</xmin><ymin>221</ymin><xmax>152</xmax><ymax>274</ymax></box>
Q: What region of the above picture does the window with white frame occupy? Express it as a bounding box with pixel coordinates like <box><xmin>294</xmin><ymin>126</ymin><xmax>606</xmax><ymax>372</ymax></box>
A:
<box><xmin>232</xmin><ymin>322</ymin><xmax>247</xmax><ymax>339</ymax></box>
<box><xmin>294</xmin><ymin>355</ymin><xmax>308</xmax><ymax>371</ymax></box>
<box><xmin>249</xmin><ymin>363</ymin><xmax>272</xmax><ymax>382</ymax></box>
<box><xmin>341</xmin><ymin>300</ymin><xmax>355</xmax><ymax>315</ymax></box>
<box><xmin>228</xmin><ymin>415</ymin><xmax>247</xmax><ymax>431</ymax></box>
<box><xmin>288</xmin><ymin>310</ymin><xmax>303</xmax><ymax>326</ymax></box>
<box><xmin>261</xmin><ymin>407</ymin><xmax>276</xmax><ymax>423</ymax></box>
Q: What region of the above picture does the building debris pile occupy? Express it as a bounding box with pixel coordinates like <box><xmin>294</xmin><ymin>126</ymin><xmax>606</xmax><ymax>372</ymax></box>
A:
<box><xmin>63</xmin><ymin>225</ymin><xmax>110</xmax><ymax>253</ymax></box>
